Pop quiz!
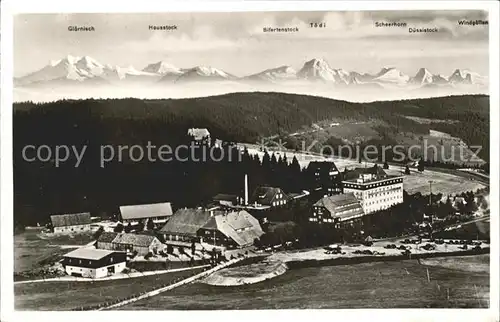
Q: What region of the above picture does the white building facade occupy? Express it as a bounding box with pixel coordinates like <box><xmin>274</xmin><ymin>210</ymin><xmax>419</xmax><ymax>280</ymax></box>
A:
<box><xmin>61</xmin><ymin>248</ymin><xmax>127</xmax><ymax>279</ymax></box>
<box><xmin>342</xmin><ymin>169</ymin><xmax>404</xmax><ymax>214</ymax></box>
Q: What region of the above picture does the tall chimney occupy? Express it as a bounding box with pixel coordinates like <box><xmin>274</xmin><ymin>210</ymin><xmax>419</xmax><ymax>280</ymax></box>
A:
<box><xmin>244</xmin><ymin>174</ymin><xmax>249</xmax><ymax>205</ymax></box>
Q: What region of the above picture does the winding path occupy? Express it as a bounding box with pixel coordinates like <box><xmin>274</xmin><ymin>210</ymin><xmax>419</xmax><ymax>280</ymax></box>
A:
<box><xmin>98</xmin><ymin>257</ymin><xmax>246</xmax><ymax>310</ymax></box>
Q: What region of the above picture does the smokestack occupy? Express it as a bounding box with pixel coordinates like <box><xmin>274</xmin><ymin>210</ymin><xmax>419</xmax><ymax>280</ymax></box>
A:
<box><xmin>244</xmin><ymin>174</ymin><xmax>249</xmax><ymax>205</ymax></box>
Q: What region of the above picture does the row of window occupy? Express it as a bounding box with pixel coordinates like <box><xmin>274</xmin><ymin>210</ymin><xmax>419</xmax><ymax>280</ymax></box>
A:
<box><xmin>309</xmin><ymin>217</ymin><xmax>336</xmax><ymax>223</ymax></box>
<box><xmin>367</xmin><ymin>189</ymin><xmax>403</xmax><ymax>198</ymax></box>
<box><xmin>68</xmin><ymin>257</ymin><xmax>115</xmax><ymax>265</ymax></box>
<box><xmin>344</xmin><ymin>179</ymin><xmax>402</xmax><ymax>189</ymax></box>
<box><xmin>272</xmin><ymin>199</ymin><xmax>287</xmax><ymax>206</ymax></box>
<box><xmin>365</xmin><ymin>196</ymin><xmax>403</xmax><ymax>206</ymax></box>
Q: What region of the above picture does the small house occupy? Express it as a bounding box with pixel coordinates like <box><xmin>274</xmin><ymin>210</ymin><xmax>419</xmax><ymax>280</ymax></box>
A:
<box><xmin>213</xmin><ymin>194</ymin><xmax>240</xmax><ymax>207</ymax></box>
<box><xmin>250</xmin><ymin>186</ymin><xmax>289</xmax><ymax>207</ymax></box>
<box><xmin>61</xmin><ymin>248</ymin><xmax>127</xmax><ymax>278</ymax></box>
<box><xmin>96</xmin><ymin>232</ymin><xmax>163</xmax><ymax>256</ymax></box>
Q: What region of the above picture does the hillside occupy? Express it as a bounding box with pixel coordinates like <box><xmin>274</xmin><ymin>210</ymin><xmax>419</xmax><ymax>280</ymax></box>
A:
<box><xmin>15</xmin><ymin>92</ymin><xmax>489</xmax><ymax>159</ymax></box>
<box><xmin>13</xmin><ymin>93</ymin><xmax>489</xmax><ymax>226</ymax></box>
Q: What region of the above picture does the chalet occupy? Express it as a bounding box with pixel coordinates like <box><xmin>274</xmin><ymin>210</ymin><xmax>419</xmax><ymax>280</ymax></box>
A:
<box><xmin>160</xmin><ymin>208</ymin><xmax>212</xmax><ymax>243</ymax></box>
<box><xmin>213</xmin><ymin>194</ymin><xmax>240</xmax><ymax>207</ymax></box>
<box><xmin>307</xmin><ymin>161</ymin><xmax>342</xmax><ymax>196</ymax></box>
<box><xmin>249</xmin><ymin>186</ymin><xmax>289</xmax><ymax>208</ymax></box>
<box><xmin>96</xmin><ymin>232</ymin><xmax>163</xmax><ymax>256</ymax></box>
<box><xmin>311</xmin><ymin>193</ymin><xmax>365</xmax><ymax>227</ymax></box>
<box><xmin>50</xmin><ymin>212</ymin><xmax>91</xmax><ymax>234</ymax></box>
<box><xmin>187</xmin><ymin>128</ymin><xmax>211</xmax><ymax>145</ymax></box>
<box><xmin>197</xmin><ymin>210</ymin><xmax>264</xmax><ymax>248</ymax></box>
<box><xmin>61</xmin><ymin>248</ymin><xmax>127</xmax><ymax>278</ymax></box>
<box><xmin>119</xmin><ymin>202</ymin><xmax>173</xmax><ymax>224</ymax></box>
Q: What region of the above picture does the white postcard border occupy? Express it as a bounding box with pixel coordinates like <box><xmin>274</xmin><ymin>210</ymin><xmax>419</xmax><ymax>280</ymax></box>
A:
<box><xmin>1</xmin><ymin>1</ymin><xmax>499</xmax><ymax>321</ymax></box>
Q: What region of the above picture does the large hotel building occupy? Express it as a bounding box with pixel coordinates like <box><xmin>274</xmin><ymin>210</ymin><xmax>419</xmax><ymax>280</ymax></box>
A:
<box><xmin>342</xmin><ymin>165</ymin><xmax>404</xmax><ymax>214</ymax></box>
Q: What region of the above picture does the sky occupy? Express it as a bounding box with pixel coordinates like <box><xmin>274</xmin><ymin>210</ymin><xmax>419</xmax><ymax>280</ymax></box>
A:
<box><xmin>14</xmin><ymin>10</ymin><xmax>489</xmax><ymax>77</ymax></box>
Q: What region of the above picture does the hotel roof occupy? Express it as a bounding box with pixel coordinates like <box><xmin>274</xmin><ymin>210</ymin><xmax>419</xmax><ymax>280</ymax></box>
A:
<box><xmin>314</xmin><ymin>193</ymin><xmax>365</xmax><ymax>220</ymax></box>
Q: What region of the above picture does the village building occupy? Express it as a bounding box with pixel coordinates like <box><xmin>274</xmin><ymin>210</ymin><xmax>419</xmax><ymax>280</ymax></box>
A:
<box><xmin>311</xmin><ymin>193</ymin><xmax>365</xmax><ymax>227</ymax></box>
<box><xmin>119</xmin><ymin>202</ymin><xmax>173</xmax><ymax>224</ymax></box>
<box><xmin>61</xmin><ymin>248</ymin><xmax>127</xmax><ymax>278</ymax></box>
<box><xmin>50</xmin><ymin>212</ymin><xmax>92</xmax><ymax>234</ymax></box>
<box><xmin>187</xmin><ymin>128</ymin><xmax>211</xmax><ymax>145</ymax></box>
<box><xmin>96</xmin><ymin>232</ymin><xmax>163</xmax><ymax>256</ymax></box>
<box><xmin>96</xmin><ymin>231</ymin><xmax>120</xmax><ymax>250</ymax></box>
<box><xmin>160</xmin><ymin>208</ymin><xmax>213</xmax><ymax>243</ymax></box>
<box><xmin>249</xmin><ymin>186</ymin><xmax>290</xmax><ymax>208</ymax></box>
<box><xmin>197</xmin><ymin>210</ymin><xmax>264</xmax><ymax>248</ymax></box>
<box><xmin>342</xmin><ymin>165</ymin><xmax>404</xmax><ymax>214</ymax></box>
<box><xmin>307</xmin><ymin>161</ymin><xmax>343</xmax><ymax>196</ymax></box>
<box><xmin>213</xmin><ymin>193</ymin><xmax>240</xmax><ymax>207</ymax></box>
<box><xmin>160</xmin><ymin>208</ymin><xmax>263</xmax><ymax>248</ymax></box>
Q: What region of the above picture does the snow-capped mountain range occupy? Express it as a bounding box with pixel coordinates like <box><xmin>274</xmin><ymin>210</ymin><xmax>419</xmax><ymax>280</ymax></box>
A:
<box><xmin>15</xmin><ymin>55</ymin><xmax>489</xmax><ymax>88</ymax></box>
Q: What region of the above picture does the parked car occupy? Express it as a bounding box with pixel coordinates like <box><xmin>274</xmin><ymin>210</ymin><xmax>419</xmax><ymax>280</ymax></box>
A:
<box><xmin>421</xmin><ymin>243</ymin><xmax>436</xmax><ymax>251</ymax></box>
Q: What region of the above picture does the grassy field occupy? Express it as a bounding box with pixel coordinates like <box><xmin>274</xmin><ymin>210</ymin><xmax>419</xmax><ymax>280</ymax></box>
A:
<box><xmin>420</xmin><ymin>254</ymin><xmax>489</xmax><ymax>273</ymax></box>
<box><xmin>119</xmin><ymin>255</ymin><xmax>489</xmax><ymax>309</ymax></box>
<box><xmin>14</xmin><ymin>267</ymin><xmax>205</xmax><ymax>310</ymax></box>
<box><xmin>435</xmin><ymin>219</ymin><xmax>490</xmax><ymax>240</ymax></box>
<box><xmin>14</xmin><ymin>229</ymin><xmax>95</xmax><ymax>273</ymax></box>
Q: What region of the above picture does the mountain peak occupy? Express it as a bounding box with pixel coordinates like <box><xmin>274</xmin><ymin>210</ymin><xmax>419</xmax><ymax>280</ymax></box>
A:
<box><xmin>62</xmin><ymin>55</ymin><xmax>81</xmax><ymax>65</ymax></box>
<box><xmin>373</xmin><ymin>67</ymin><xmax>409</xmax><ymax>84</ymax></box>
<box><xmin>304</xmin><ymin>58</ymin><xmax>331</xmax><ymax>68</ymax></box>
<box><xmin>411</xmin><ymin>68</ymin><xmax>434</xmax><ymax>84</ymax></box>
<box><xmin>142</xmin><ymin>61</ymin><xmax>181</xmax><ymax>75</ymax></box>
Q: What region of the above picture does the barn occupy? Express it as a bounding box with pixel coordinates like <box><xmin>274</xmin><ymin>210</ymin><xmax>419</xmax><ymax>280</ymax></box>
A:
<box><xmin>50</xmin><ymin>212</ymin><xmax>91</xmax><ymax>234</ymax></box>
<box><xmin>119</xmin><ymin>202</ymin><xmax>173</xmax><ymax>224</ymax></box>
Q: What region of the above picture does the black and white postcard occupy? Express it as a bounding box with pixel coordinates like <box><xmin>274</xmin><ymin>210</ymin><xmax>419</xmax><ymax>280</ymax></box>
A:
<box><xmin>1</xmin><ymin>1</ymin><xmax>499</xmax><ymax>322</ymax></box>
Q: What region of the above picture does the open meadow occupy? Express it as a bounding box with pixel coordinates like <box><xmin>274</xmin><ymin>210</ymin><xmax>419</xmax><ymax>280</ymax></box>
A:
<box><xmin>119</xmin><ymin>255</ymin><xmax>489</xmax><ymax>309</ymax></box>
<box><xmin>14</xmin><ymin>229</ymin><xmax>94</xmax><ymax>273</ymax></box>
<box><xmin>14</xmin><ymin>267</ymin><xmax>205</xmax><ymax>310</ymax></box>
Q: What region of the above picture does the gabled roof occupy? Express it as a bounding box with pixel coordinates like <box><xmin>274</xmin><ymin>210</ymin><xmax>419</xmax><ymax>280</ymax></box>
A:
<box><xmin>50</xmin><ymin>212</ymin><xmax>91</xmax><ymax>227</ymax></box>
<box><xmin>314</xmin><ymin>193</ymin><xmax>364</xmax><ymax>220</ymax></box>
<box><xmin>250</xmin><ymin>186</ymin><xmax>288</xmax><ymax>205</ymax></box>
<box><xmin>112</xmin><ymin>233</ymin><xmax>159</xmax><ymax>247</ymax></box>
<box><xmin>97</xmin><ymin>232</ymin><xmax>119</xmax><ymax>243</ymax></box>
<box><xmin>202</xmin><ymin>210</ymin><xmax>264</xmax><ymax>247</ymax></box>
<box><xmin>119</xmin><ymin>202</ymin><xmax>173</xmax><ymax>221</ymax></box>
<box><xmin>63</xmin><ymin>248</ymin><xmax>116</xmax><ymax>260</ymax></box>
<box><xmin>308</xmin><ymin>161</ymin><xmax>339</xmax><ymax>172</ymax></box>
<box><xmin>159</xmin><ymin>208</ymin><xmax>212</xmax><ymax>237</ymax></box>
